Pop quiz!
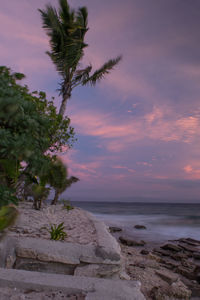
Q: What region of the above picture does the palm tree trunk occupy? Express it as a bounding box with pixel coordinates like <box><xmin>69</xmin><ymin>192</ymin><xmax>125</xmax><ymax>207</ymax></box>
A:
<box><xmin>59</xmin><ymin>85</ymin><xmax>71</xmax><ymax>117</ymax></box>
<box><xmin>51</xmin><ymin>189</ymin><xmax>60</xmax><ymax>205</ymax></box>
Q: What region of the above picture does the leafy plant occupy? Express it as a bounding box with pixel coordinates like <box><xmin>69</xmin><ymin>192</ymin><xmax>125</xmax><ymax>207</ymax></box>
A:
<box><xmin>0</xmin><ymin>206</ymin><xmax>18</xmax><ymax>231</ymax></box>
<box><xmin>62</xmin><ymin>199</ymin><xmax>74</xmax><ymax>212</ymax></box>
<box><xmin>49</xmin><ymin>222</ymin><xmax>67</xmax><ymax>240</ymax></box>
<box><xmin>0</xmin><ymin>66</ymin><xmax>76</xmax><ymax>208</ymax></box>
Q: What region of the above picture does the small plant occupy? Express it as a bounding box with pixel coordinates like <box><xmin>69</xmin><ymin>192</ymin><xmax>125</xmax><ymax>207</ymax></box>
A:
<box><xmin>49</xmin><ymin>222</ymin><xmax>67</xmax><ymax>241</ymax></box>
<box><xmin>62</xmin><ymin>199</ymin><xmax>74</xmax><ymax>212</ymax></box>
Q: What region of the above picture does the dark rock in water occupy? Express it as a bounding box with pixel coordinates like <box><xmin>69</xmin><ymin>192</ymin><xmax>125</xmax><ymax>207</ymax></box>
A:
<box><xmin>178</xmin><ymin>238</ymin><xmax>200</xmax><ymax>247</ymax></box>
<box><xmin>140</xmin><ymin>249</ymin><xmax>149</xmax><ymax>255</ymax></box>
<box><xmin>161</xmin><ymin>243</ymin><xmax>182</xmax><ymax>252</ymax></box>
<box><xmin>134</xmin><ymin>225</ymin><xmax>146</xmax><ymax>230</ymax></box>
<box><xmin>185</xmin><ymin>238</ymin><xmax>200</xmax><ymax>245</ymax></box>
<box><xmin>109</xmin><ymin>226</ymin><xmax>122</xmax><ymax>233</ymax></box>
<box><xmin>119</xmin><ymin>235</ymin><xmax>146</xmax><ymax>246</ymax></box>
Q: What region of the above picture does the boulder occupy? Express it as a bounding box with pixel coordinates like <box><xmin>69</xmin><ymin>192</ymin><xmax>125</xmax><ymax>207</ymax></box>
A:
<box><xmin>150</xmin><ymin>280</ymin><xmax>191</xmax><ymax>300</ymax></box>
<box><xmin>140</xmin><ymin>249</ymin><xmax>149</xmax><ymax>255</ymax></box>
<box><xmin>155</xmin><ymin>269</ymin><xmax>179</xmax><ymax>284</ymax></box>
<box><xmin>134</xmin><ymin>225</ymin><xmax>146</xmax><ymax>230</ymax></box>
<box><xmin>109</xmin><ymin>226</ymin><xmax>122</xmax><ymax>233</ymax></box>
<box><xmin>119</xmin><ymin>236</ymin><xmax>145</xmax><ymax>247</ymax></box>
<box><xmin>193</xmin><ymin>252</ymin><xmax>200</xmax><ymax>259</ymax></box>
<box><xmin>177</xmin><ymin>266</ymin><xmax>196</xmax><ymax>280</ymax></box>
<box><xmin>159</xmin><ymin>257</ymin><xmax>180</xmax><ymax>270</ymax></box>
<box><xmin>153</xmin><ymin>248</ymin><xmax>171</xmax><ymax>257</ymax></box>
<box><xmin>171</xmin><ymin>279</ymin><xmax>192</xmax><ymax>299</ymax></box>
<box><xmin>178</xmin><ymin>238</ymin><xmax>200</xmax><ymax>247</ymax></box>
<box><xmin>179</xmin><ymin>243</ymin><xmax>200</xmax><ymax>253</ymax></box>
<box><xmin>161</xmin><ymin>243</ymin><xmax>182</xmax><ymax>252</ymax></box>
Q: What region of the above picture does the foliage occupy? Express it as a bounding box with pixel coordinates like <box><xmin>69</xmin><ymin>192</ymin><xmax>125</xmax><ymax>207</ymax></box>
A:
<box><xmin>0</xmin><ymin>206</ymin><xmax>18</xmax><ymax>231</ymax></box>
<box><xmin>0</xmin><ymin>186</ymin><xmax>18</xmax><ymax>208</ymax></box>
<box><xmin>0</xmin><ymin>66</ymin><xmax>75</xmax><ymax>207</ymax></box>
<box><xmin>49</xmin><ymin>158</ymin><xmax>79</xmax><ymax>205</ymax></box>
<box><xmin>49</xmin><ymin>222</ymin><xmax>67</xmax><ymax>240</ymax></box>
<box><xmin>39</xmin><ymin>0</ymin><xmax>122</xmax><ymax>116</ymax></box>
<box><xmin>62</xmin><ymin>199</ymin><xmax>74</xmax><ymax>211</ymax></box>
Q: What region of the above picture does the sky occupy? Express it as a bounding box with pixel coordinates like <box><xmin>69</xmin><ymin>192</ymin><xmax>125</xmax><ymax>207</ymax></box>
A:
<box><xmin>1</xmin><ymin>0</ymin><xmax>200</xmax><ymax>202</ymax></box>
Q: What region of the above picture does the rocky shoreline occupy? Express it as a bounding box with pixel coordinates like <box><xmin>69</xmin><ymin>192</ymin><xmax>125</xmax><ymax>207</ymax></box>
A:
<box><xmin>1</xmin><ymin>202</ymin><xmax>199</xmax><ymax>299</ymax></box>
<box><xmin>110</xmin><ymin>227</ymin><xmax>200</xmax><ymax>299</ymax></box>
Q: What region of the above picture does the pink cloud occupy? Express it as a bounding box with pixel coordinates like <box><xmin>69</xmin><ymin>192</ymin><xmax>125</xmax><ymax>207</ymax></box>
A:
<box><xmin>112</xmin><ymin>165</ymin><xmax>135</xmax><ymax>173</ymax></box>
<box><xmin>69</xmin><ymin>105</ymin><xmax>200</xmax><ymax>152</ymax></box>
<box><xmin>183</xmin><ymin>164</ymin><xmax>200</xmax><ymax>179</ymax></box>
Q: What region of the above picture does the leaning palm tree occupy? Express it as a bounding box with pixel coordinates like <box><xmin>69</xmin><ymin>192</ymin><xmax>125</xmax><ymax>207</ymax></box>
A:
<box><xmin>39</xmin><ymin>0</ymin><xmax>122</xmax><ymax>117</ymax></box>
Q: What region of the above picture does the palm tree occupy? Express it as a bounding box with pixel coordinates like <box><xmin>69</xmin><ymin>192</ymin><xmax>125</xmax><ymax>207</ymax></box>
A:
<box><xmin>39</xmin><ymin>0</ymin><xmax>122</xmax><ymax>117</ymax></box>
<box><xmin>51</xmin><ymin>176</ymin><xmax>79</xmax><ymax>205</ymax></box>
<box><xmin>45</xmin><ymin>158</ymin><xmax>79</xmax><ymax>205</ymax></box>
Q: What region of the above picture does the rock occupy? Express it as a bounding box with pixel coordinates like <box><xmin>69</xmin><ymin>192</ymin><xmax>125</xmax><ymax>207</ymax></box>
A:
<box><xmin>150</xmin><ymin>280</ymin><xmax>191</xmax><ymax>300</ymax></box>
<box><xmin>74</xmin><ymin>264</ymin><xmax>121</xmax><ymax>279</ymax></box>
<box><xmin>140</xmin><ymin>249</ymin><xmax>149</xmax><ymax>255</ymax></box>
<box><xmin>171</xmin><ymin>252</ymin><xmax>189</xmax><ymax>261</ymax></box>
<box><xmin>183</xmin><ymin>238</ymin><xmax>200</xmax><ymax>245</ymax></box>
<box><xmin>155</xmin><ymin>270</ymin><xmax>179</xmax><ymax>284</ymax></box>
<box><xmin>119</xmin><ymin>271</ymin><xmax>131</xmax><ymax>280</ymax></box>
<box><xmin>153</xmin><ymin>248</ymin><xmax>171</xmax><ymax>257</ymax></box>
<box><xmin>179</xmin><ymin>243</ymin><xmax>200</xmax><ymax>253</ymax></box>
<box><xmin>181</xmin><ymin>277</ymin><xmax>200</xmax><ymax>298</ymax></box>
<box><xmin>194</xmin><ymin>266</ymin><xmax>200</xmax><ymax>283</ymax></box>
<box><xmin>119</xmin><ymin>236</ymin><xmax>145</xmax><ymax>247</ymax></box>
<box><xmin>171</xmin><ymin>279</ymin><xmax>192</xmax><ymax>299</ymax></box>
<box><xmin>109</xmin><ymin>226</ymin><xmax>122</xmax><ymax>233</ymax></box>
<box><xmin>159</xmin><ymin>257</ymin><xmax>180</xmax><ymax>270</ymax></box>
<box><xmin>193</xmin><ymin>252</ymin><xmax>200</xmax><ymax>259</ymax></box>
<box><xmin>134</xmin><ymin>225</ymin><xmax>146</xmax><ymax>230</ymax></box>
<box><xmin>148</xmin><ymin>253</ymin><xmax>161</xmax><ymax>262</ymax></box>
<box><xmin>178</xmin><ymin>238</ymin><xmax>200</xmax><ymax>247</ymax></box>
<box><xmin>161</xmin><ymin>243</ymin><xmax>182</xmax><ymax>252</ymax></box>
<box><xmin>16</xmin><ymin>237</ymin><xmax>121</xmax><ymax>266</ymax></box>
<box><xmin>177</xmin><ymin>265</ymin><xmax>196</xmax><ymax>280</ymax></box>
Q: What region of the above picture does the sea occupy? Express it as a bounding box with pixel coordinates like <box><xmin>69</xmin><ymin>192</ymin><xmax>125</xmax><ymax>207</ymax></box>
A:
<box><xmin>72</xmin><ymin>201</ymin><xmax>200</xmax><ymax>244</ymax></box>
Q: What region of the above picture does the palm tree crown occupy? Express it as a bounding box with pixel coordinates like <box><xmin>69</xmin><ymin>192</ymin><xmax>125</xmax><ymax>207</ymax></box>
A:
<box><xmin>39</xmin><ymin>0</ymin><xmax>122</xmax><ymax>116</ymax></box>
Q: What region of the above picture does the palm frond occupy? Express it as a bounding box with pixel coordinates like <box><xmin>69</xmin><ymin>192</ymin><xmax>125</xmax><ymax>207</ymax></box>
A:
<box><xmin>82</xmin><ymin>56</ymin><xmax>122</xmax><ymax>86</ymax></box>
<box><xmin>72</xmin><ymin>65</ymin><xmax>92</xmax><ymax>87</ymax></box>
<box><xmin>39</xmin><ymin>1</ymin><xmax>88</xmax><ymax>78</ymax></box>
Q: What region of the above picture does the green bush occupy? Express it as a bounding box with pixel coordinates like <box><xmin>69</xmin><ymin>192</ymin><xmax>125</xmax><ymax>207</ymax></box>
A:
<box><xmin>62</xmin><ymin>199</ymin><xmax>74</xmax><ymax>212</ymax></box>
<box><xmin>49</xmin><ymin>222</ymin><xmax>67</xmax><ymax>241</ymax></box>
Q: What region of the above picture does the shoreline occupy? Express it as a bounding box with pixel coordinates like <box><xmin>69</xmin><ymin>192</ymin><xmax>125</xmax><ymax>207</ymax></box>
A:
<box><xmin>1</xmin><ymin>202</ymin><xmax>199</xmax><ymax>299</ymax></box>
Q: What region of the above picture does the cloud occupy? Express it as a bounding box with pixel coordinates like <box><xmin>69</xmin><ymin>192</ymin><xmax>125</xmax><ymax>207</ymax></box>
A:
<box><xmin>69</xmin><ymin>105</ymin><xmax>200</xmax><ymax>153</ymax></box>
<box><xmin>112</xmin><ymin>165</ymin><xmax>135</xmax><ymax>173</ymax></box>
<box><xmin>183</xmin><ymin>164</ymin><xmax>200</xmax><ymax>179</ymax></box>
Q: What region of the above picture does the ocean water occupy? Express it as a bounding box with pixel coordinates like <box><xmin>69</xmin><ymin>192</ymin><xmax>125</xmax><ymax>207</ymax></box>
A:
<box><xmin>72</xmin><ymin>201</ymin><xmax>200</xmax><ymax>244</ymax></box>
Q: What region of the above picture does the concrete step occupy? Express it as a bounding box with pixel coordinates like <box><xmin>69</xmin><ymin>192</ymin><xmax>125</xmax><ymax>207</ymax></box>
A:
<box><xmin>0</xmin><ymin>268</ymin><xmax>146</xmax><ymax>300</ymax></box>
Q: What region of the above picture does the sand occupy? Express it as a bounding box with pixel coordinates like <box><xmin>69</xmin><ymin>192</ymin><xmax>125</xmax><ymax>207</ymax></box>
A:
<box><xmin>8</xmin><ymin>202</ymin><xmax>97</xmax><ymax>245</ymax></box>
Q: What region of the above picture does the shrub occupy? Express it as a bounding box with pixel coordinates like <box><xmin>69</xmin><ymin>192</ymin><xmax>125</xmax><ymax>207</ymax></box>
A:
<box><xmin>62</xmin><ymin>199</ymin><xmax>74</xmax><ymax>212</ymax></box>
<box><xmin>49</xmin><ymin>222</ymin><xmax>67</xmax><ymax>241</ymax></box>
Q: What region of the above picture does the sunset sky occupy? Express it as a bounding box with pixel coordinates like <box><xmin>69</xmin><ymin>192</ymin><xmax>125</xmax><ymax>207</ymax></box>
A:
<box><xmin>1</xmin><ymin>0</ymin><xmax>200</xmax><ymax>202</ymax></box>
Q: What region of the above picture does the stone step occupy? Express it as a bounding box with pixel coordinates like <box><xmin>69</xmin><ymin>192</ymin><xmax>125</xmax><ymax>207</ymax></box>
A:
<box><xmin>0</xmin><ymin>268</ymin><xmax>146</xmax><ymax>300</ymax></box>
